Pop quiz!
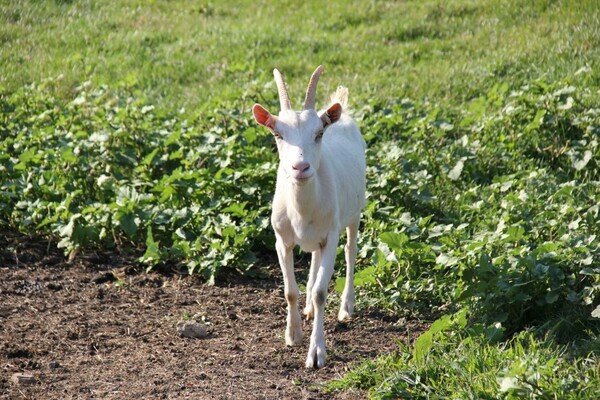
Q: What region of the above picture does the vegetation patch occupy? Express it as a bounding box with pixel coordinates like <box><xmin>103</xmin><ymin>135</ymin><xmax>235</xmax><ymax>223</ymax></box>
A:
<box><xmin>1</xmin><ymin>0</ymin><xmax>599</xmax><ymax>397</ymax></box>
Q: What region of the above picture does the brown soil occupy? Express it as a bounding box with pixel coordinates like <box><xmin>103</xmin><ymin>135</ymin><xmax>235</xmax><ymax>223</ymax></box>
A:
<box><xmin>0</xmin><ymin>233</ymin><xmax>424</xmax><ymax>399</ymax></box>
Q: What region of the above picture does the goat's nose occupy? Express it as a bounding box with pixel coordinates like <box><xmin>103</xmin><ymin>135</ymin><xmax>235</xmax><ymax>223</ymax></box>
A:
<box><xmin>292</xmin><ymin>161</ymin><xmax>310</xmax><ymax>172</ymax></box>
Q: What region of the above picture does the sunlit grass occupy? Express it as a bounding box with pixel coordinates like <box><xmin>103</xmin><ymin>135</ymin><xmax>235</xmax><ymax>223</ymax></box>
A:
<box><xmin>329</xmin><ymin>328</ymin><xmax>600</xmax><ymax>399</ymax></box>
<box><xmin>1</xmin><ymin>0</ymin><xmax>598</xmax><ymax>111</ymax></box>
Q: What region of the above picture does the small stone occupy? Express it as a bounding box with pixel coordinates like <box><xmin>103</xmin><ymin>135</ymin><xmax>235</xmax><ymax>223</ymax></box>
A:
<box><xmin>46</xmin><ymin>282</ymin><xmax>63</xmax><ymax>291</ymax></box>
<box><xmin>229</xmin><ymin>343</ymin><xmax>242</xmax><ymax>351</ymax></box>
<box><xmin>176</xmin><ymin>321</ymin><xmax>208</xmax><ymax>339</ymax></box>
<box><xmin>124</xmin><ymin>266</ymin><xmax>137</xmax><ymax>275</ymax></box>
<box><xmin>91</xmin><ymin>272</ymin><xmax>117</xmax><ymax>284</ymax></box>
<box><xmin>198</xmin><ymin>372</ymin><xmax>209</xmax><ymax>380</ymax></box>
<box><xmin>48</xmin><ymin>361</ymin><xmax>61</xmax><ymax>369</ymax></box>
<box><xmin>11</xmin><ymin>372</ymin><xmax>37</xmax><ymax>385</ymax></box>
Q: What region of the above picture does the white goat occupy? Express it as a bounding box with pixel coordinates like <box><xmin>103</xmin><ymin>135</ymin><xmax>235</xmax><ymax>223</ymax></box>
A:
<box><xmin>252</xmin><ymin>65</ymin><xmax>366</xmax><ymax>368</ymax></box>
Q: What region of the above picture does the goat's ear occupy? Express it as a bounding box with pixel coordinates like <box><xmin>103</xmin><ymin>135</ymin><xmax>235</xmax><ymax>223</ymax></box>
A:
<box><xmin>320</xmin><ymin>103</ymin><xmax>342</xmax><ymax>128</ymax></box>
<box><xmin>253</xmin><ymin>104</ymin><xmax>276</xmax><ymax>130</ymax></box>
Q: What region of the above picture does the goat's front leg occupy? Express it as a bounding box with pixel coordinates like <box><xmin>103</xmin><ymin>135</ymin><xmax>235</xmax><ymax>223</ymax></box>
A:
<box><xmin>275</xmin><ymin>238</ymin><xmax>303</xmax><ymax>346</ymax></box>
<box><xmin>306</xmin><ymin>232</ymin><xmax>339</xmax><ymax>369</ymax></box>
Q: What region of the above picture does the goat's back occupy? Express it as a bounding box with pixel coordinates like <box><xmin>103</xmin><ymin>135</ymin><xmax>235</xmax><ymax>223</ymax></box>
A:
<box><xmin>320</xmin><ymin>114</ymin><xmax>366</xmax><ymax>227</ymax></box>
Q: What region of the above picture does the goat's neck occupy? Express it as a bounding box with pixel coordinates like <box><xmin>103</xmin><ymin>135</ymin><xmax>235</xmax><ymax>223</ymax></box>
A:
<box><xmin>286</xmin><ymin>177</ymin><xmax>321</xmax><ymax>216</ymax></box>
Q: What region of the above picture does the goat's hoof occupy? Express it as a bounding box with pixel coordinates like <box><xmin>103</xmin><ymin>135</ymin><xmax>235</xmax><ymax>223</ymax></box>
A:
<box><xmin>285</xmin><ymin>327</ymin><xmax>303</xmax><ymax>346</ymax></box>
<box><xmin>337</xmin><ymin>309</ymin><xmax>353</xmax><ymax>321</ymax></box>
<box><xmin>305</xmin><ymin>344</ymin><xmax>326</xmax><ymax>369</ymax></box>
<box><xmin>338</xmin><ymin>301</ymin><xmax>354</xmax><ymax>321</ymax></box>
<box><xmin>303</xmin><ymin>306</ymin><xmax>314</xmax><ymax>320</ymax></box>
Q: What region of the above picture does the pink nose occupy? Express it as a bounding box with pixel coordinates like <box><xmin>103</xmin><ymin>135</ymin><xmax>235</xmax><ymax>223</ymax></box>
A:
<box><xmin>292</xmin><ymin>161</ymin><xmax>310</xmax><ymax>173</ymax></box>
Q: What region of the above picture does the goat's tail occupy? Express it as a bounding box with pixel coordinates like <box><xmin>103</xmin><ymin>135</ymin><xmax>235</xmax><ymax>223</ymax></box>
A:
<box><xmin>328</xmin><ymin>86</ymin><xmax>349</xmax><ymax>110</ymax></box>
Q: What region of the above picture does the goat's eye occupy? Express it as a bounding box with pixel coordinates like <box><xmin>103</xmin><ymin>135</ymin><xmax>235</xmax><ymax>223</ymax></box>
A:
<box><xmin>315</xmin><ymin>130</ymin><xmax>324</xmax><ymax>141</ymax></box>
<box><xmin>273</xmin><ymin>131</ymin><xmax>282</xmax><ymax>140</ymax></box>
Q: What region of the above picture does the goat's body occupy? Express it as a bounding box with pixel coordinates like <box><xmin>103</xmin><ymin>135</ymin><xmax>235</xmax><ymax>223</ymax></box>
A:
<box><xmin>272</xmin><ymin>114</ymin><xmax>366</xmax><ymax>252</ymax></box>
<box><xmin>252</xmin><ymin>66</ymin><xmax>366</xmax><ymax>369</ymax></box>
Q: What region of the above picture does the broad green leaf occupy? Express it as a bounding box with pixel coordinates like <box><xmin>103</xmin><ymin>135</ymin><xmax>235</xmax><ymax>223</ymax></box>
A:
<box><xmin>164</xmin><ymin>131</ymin><xmax>181</xmax><ymax>146</ymax></box>
<box><xmin>335</xmin><ymin>277</ymin><xmax>346</xmax><ymax>294</ymax></box>
<box><xmin>436</xmin><ymin>253</ymin><xmax>458</xmax><ymax>266</ymax></box>
<box><xmin>140</xmin><ymin>226</ymin><xmax>160</xmax><ymax>268</ymax></box>
<box><xmin>355</xmin><ymin>266</ymin><xmax>377</xmax><ymax>287</ymax></box>
<box><xmin>413</xmin><ymin>330</ymin><xmax>433</xmax><ymax>363</ymax></box>
<box><xmin>58</xmin><ymin>220</ymin><xmax>75</xmax><ymax>238</ymax></box>
<box><xmin>525</xmin><ymin>109</ymin><xmax>546</xmax><ymax>132</ymax></box>
<box><xmin>223</xmin><ymin>202</ymin><xmax>248</xmax><ymax>217</ymax></box>
<box><xmin>142</xmin><ymin>148</ymin><xmax>160</xmax><ymax>166</ymax></box>
<box><xmin>448</xmin><ymin>159</ymin><xmax>464</xmax><ymax>181</ymax></box>
<box><xmin>119</xmin><ymin>213</ymin><xmax>138</xmax><ymax>237</ymax></box>
<box><xmin>479</xmin><ymin>253</ymin><xmax>493</xmax><ymax>274</ymax></box>
<box><xmin>484</xmin><ymin>322</ymin><xmax>504</xmax><ymax>343</ymax></box>
<box><xmin>243</xmin><ymin>127</ymin><xmax>257</xmax><ymax>144</ymax></box>
<box><xmin>498</xmin><ymin>377</ymin><xmax>521</xmax><ymax>392</ymax></box>
<box><xmin>505</xmin><ymin>226</ymin><xmax>525</xmax><ymax>242</ymax></box>
<box><xmin>380</xmin><ymin>232</ymin><xmax>409</xmax><ymax>252</ymax></box>
<box><xmin>572</xmin><ymin>150</ymin><xmax>592</xmax><ymax>171</ymax></box>
<box><xmin>61</xmin><ymin>146</ymin><xmax>77</xmax><ymax>163</ymax></box>
<box><xmin>428</xmin><ymin>314</ymin><xmax>453</xmax><ymax>335</ymax></box>
<box><xmin>545</xmin><ymin>291</ymin><xmax>559</xmax><ymax>304</ymax></box>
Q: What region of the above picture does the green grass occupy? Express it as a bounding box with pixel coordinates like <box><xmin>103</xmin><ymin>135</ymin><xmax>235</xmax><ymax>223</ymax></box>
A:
<box><xmin>329</xmin><ymin>321</ymin><xmax>600</xmax><ymax>399</ymax></box>
<box><xmin>1</xmin><ymin>0</ymin><xmax>599</xmax><ymax>398</ymax></box>
<box><xmin>1</xmin><ymin>0</ymin><xmax>598</xmax><ymax>110</ymax></box>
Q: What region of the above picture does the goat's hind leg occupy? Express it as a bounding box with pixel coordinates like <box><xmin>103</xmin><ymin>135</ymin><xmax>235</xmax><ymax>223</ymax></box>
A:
<box><xmin>303</xmin><ymin>250</ymin><xmax>320</xmax><ymax>320</ymax></box>
<box><xmin>338</xmin><ymin>217</ymin><xmax>359</xmax><ymax>321</ymax></box>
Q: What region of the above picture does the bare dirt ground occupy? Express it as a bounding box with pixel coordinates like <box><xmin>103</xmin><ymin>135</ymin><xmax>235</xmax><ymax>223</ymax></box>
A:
<box><xmin>0</xmin><ymin>233</ymin><xmax>424</xmax><ymax>399</ymax></box>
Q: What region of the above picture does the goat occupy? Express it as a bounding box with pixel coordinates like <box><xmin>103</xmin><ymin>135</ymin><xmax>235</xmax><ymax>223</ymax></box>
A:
<box><xmin>252</xmin><ymin>65</ymin><xmax>366</xmax><ymax>368</ymax></box>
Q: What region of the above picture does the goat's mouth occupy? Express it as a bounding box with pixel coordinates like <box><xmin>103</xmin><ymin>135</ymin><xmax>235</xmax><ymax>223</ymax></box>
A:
<box><xmin>290</xmin><ymin>172</ymin><xmax>313</xmax><ymax>184</ymax></box>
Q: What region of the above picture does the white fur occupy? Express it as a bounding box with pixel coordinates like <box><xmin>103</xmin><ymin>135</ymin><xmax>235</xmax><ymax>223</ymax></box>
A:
<box><xmin>253</xmin><ymin>67</ymin><xmax>366</xmax><ymax>368</ymax></box>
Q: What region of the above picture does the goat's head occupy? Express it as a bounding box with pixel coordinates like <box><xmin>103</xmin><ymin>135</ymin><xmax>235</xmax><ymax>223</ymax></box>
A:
<box><xmin>253</xmin><ymin>65</ymin><xmax>342</xmax><ymax>184</ymax></box>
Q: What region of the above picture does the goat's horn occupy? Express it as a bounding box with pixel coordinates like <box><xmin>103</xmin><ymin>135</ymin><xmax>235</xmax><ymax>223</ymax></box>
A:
<box><xmin>303</xmin><ymin>65</ymin><xmax>324</xmax><ymax>110</ymax></box>
<box><xmin>273</xmin><ymin>69</ymin><xmax>292</xmax><ymax>111</ymax></box>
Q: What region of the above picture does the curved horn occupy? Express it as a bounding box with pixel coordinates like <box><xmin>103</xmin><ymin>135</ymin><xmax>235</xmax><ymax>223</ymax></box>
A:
<box><xmin>303</xmin><ymin>65</ymin><xmax>324</xmax><ymax>110</ymax></box>
<box><xmin>273</xmin><ymin>69</ymin><xmax>291</xmax><ymax>111</ymax></box>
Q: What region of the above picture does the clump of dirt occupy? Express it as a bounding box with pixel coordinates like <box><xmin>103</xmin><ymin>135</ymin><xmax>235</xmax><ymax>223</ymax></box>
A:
<box><xmin>0</xmin><ymin>233</ymin><xmax>424</xmax><ymax>399</ymax></box>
